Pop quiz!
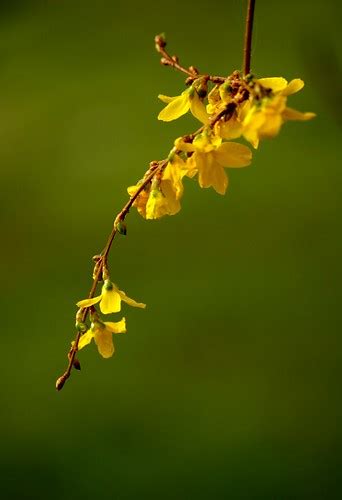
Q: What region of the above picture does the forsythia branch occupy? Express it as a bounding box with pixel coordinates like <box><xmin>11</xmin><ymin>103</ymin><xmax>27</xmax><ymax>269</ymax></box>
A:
<box><xmin>56</xmin><ymin>1</ymin><xmax>315</xmax><ymax>391</ymax></box>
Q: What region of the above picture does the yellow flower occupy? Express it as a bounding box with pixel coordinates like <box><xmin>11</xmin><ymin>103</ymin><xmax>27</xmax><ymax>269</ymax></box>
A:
<box><xmin>77</xmin><ymin>318</ymin><xmax>126</xmax><ymax>358</ymax></box>
<box><xmin>175</xmin><ymin>133</ymin><xmax>252</xmax><ymax>195</ymax></box>
<box><xmin>77</xmin><ymin>280</ymin><xmax>146</xmax><ymax>314</ymax></box>
<box><xmin>145</xmin><ymin>154</ymin><xmax>188</xmax><ymax>219</ymax></box>
<box><xmin>158</xmin><ymin>86</ymin><xmax>209</xmax><ymax>124</ymax></box>
<box><xmin>241</xmin><ymin>78</ymin><xmax>316</xmax><ymax>148</ymax></box>
<box><xmin>127</xmin><ymin>181</ymin><xmax>150</xmax><ymax>218</ymax></box>
<box><xmin>128</xmin><ymin>155</ymin><xmax>189</xmax><ymax>220</ymax></box>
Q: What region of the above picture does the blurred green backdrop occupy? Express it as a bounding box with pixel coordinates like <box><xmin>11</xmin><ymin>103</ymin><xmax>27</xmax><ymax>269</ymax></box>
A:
<box><xmin>1</xmin><ymin>0</ymin><xmax>341</xmax><ymax>498</ymax></box>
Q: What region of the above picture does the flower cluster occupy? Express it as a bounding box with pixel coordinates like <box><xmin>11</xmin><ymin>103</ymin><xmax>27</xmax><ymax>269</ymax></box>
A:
<box><xmin>128</xmin><ymin>71</ymin><xmax>315</xmax><ymax>219</ymax></box>
<box><xmin>75</xmin><ymin>279</ymin><xmax>145</xmax><ymax>358</ymax></box>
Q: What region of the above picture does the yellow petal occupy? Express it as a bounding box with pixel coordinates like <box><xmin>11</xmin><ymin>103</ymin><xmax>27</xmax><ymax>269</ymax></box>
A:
<box><xmin>127</xmin><ymin>184</ymin><xmax>149</xmax><ymax>218</ymax></box>
<box><xmin>242</xmin><ymin>105</ymin><xmax>265</xmax><ymax>128</ymax></box>
<box><xmin>105</xmin><ymin>318</ymin><xmax>126</xmax><ymax>334</ymax></box>
<box><xmin>214</xmin><ymin>142</ymin><xmax>252</xmax><ymax>168</ymax></box>
<box><xmin>215</xmin><ymin>116</ymin><xmax>243</xmax><ymax>140</ymax></box>
<box><xmin>162</xmin><ymin>160</ymin><xmax>187</xmax><ymax>199</ymax></box>
<box><xmin>219</xmin><ymin>84</ymin><xmax>233</xmax><ymax>104</ymax></box>
<box><xmin>282</xmin><ymin>79</ymin><xmax>304</xmax><ymax>96</ymax></box>
<box><xmin>259</xmin><ymin>114</ymin><xmax>283</xmax><ymax>138</ymax></box>
<box><xmin>158</xmin><ymin>94</ymin><xmax>176</xmax><ymax>104</ymax></box>
<box><xmin>258</xmin><ymin>77</ymin><xmax>288</xmax><ymax>92</ymax></box>
<box><xmin>158</xmin><ymin>92</ymin><xmax>190</xmax><ymax>121</ymax></box>
<box><xmin>197</xmin><ymin>152</ymin><xmax>228</xmax><ymax>195</ymax></box>
<box><xmin>213</xmin><ymin>168</ymin><xmax>228</xmax><ymax>195</ymax></box>
<box><xmin>78</xmin><ymin>329</ymin><xmax>94</xmax><ymax>350</ymax></box>
<box><xmin>186</xmin><ymin>155</ymin><xmax>198</xmax><ymax>178</ymax></box>
<box><xmin>189</xmin><ymin>92</ymin><xmax>209</xmax><ymax>124</ymax></box>
<box><xmin>76</xmin><ymin>295</ymin><xmax>101</xmax><ymax>309</ymax></box>
<box><xmin>282</xmin><ymin>107</ymin><xmax>316</xmax><ymax>121</ymax></box>
<box><xmin>146</xmin><ymin>188</ymin><xmax>167</xmax><ymax>219</ymax></box>
<box><xmin>243</xmin><ymin>129</ymin><xmax>259</xmax><ymax>149</ymax></box>
<box><xmin>241</xmin><ymin>106</ymin><xmax>264</xmax><ymax>148</ymax></box>
<box><xmin>193</xmin><ymin>133</ymin><xmax>218</xmax><ymax>153</ymax></box>
<box><xmin>209</xmin><ymin>162</ymin><xmax>228</xmax><ymax>195</ymax></box>
<box><xmin>174</xmin><ymin>137</ymin><xmax>195</xmax><ymax>153</ymax></box>
<box><xmin>161</xmin><ymin>180</ymin><xmax>182</xmax><ymax>215</ymax></box>
<box><xmin>207</xmin><ymin>85</ymin><xmax>220</xmax><ymax>106</ymax></box>
<box><xmin>197</xmin><ymin>152</ymin><xmax>213</xmax><ymax>189</ymax></box>
<box><xmin>100</xmin><ymin>287</ymin><xmax>121</xmax><ymax>314</ymax></box>
<box><xmin>94</xmin><ymin>327</ymin><xmax>114</xmax><ymax>358</ymax></box>
<box><xmin>127</xmin><ymin>184</ymin><xmax>139</xmax><ymax>197</ymax></box>
<box><xmin>119</xmin><ymin>290</ymin><xmax>146</xmax><ymax>309</ymax></box>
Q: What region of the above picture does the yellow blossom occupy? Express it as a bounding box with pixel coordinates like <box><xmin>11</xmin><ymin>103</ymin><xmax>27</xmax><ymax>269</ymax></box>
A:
<box><xmin>145</xmin><ymin>154</ymin><xmax>189</xmax><ymax>219</ymax></box>
<box><xmin>158</xmin><ymin>86</ymin><xmax>209</xmax><ymax>124</ymax></box>
<box><xmin>77</xmin><ymin>280</ymin><xmax>146</xmax><ymax>314</ymax></box>
<box><xmin>76</xmin><ymin>318</ymin><xmax>126</xmax><ymax>358</ymax></box>
<box><xmin>175</xmin><ymin>133</ymin><xmax>252</xmax><ymax>195</ymax></box>
<box><xmin>241</xmin><ymin>77</ymin><xmax>316</xmax><ymax>148</ymax></box>
<box><xmin>128</xmin><ymin>155</ymin><xmax>189</xmax><ymax>220</ymax></box>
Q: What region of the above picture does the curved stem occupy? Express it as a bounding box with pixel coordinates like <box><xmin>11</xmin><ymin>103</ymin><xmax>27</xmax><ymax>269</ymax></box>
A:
<box><xmin>243</xmin><ymin>0</ymin><xmax>256</xmax><ymax>76</ymax></box>
<box><xmin>56</xmin><ymin>162</ymin><xmax>164</xmax><ymax>390</ymax></box>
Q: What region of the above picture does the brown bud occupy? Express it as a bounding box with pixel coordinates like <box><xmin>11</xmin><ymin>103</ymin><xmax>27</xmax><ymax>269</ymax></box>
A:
<box><xmin>183</xmin><ymin>135</ymin><xmax>194</xmax><ymax>144</ymax></box>
<box><xmin>154</xmin><ymin>34</ymin><xmax>166</xmax><ymax>48</ymax></box>
<box><xmin>171</xmin><ymin>55</ymin><xmax>179</xmax><ymax>63</ymax></box>
<box><xmin>73</xmin><ymin>358</ymin><xmax>81</xmax><ymax>371</ymax></box>
<box><xmin>189</xmin><ymin>66</ymin><xmax>199</xmax><ymax>75</ymax></box>
<box><xmin>92</xmin><ymin>260</ymin><xmax>103</xmax><ymax>281</ymax></box>
<box><xmin>185</xmin><ymin>76</ymin><xmax>196</xmax><ymax>85</ymax></box>
<box><xmin>160</xmin><ymin>57</ymin><xmax>170</xmax><ymax>66</ymax></box>
<box><xmin>56</xmin><ymin>376</ymin><xmax>66</xmax><ymax>391</ymax></box>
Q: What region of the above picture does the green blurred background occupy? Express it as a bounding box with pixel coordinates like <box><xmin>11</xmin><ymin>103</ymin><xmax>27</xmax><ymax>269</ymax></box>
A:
<box><xmin>1</xmin><ymin>0</ymin><xmax>341</xmax><ymax>498</ymax></box>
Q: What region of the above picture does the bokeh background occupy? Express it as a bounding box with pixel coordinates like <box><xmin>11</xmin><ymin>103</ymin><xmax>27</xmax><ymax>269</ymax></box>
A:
<box><xmin>1</xmin><ymin>0</ymin><xmax>341</xmax><ymax>498</ymax></box>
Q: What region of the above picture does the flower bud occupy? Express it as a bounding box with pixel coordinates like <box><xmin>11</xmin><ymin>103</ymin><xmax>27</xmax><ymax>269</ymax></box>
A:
<box><xmin>75</xmin><ymin>321</ymin><xmax>87</xmax><ymax>333</ymax></box>
<box><xmin>103</xmin><ymin>279</ymin><xmax>114</xmax><ymax>291</ymax></box>
<box><xmin>116</xmin><ymin>220</ymin><xmax>127</xmax><ymax>235</ymax></box>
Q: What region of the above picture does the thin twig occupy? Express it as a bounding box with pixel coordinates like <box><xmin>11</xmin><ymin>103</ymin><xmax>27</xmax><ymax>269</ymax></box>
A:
<box><xmin>243</xmin><ymin>0</ymin><xmax>256</xmax><ymax>76</ymax></box>
<box><xmin>155</xmin><ymin>34</ymin><xmax>197</xmax><ymax>77</ymax></box>
<box><xmin>155</xmin><ymin>35</ymin><xmax>225</xmax><ymax>84</ymax></box>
